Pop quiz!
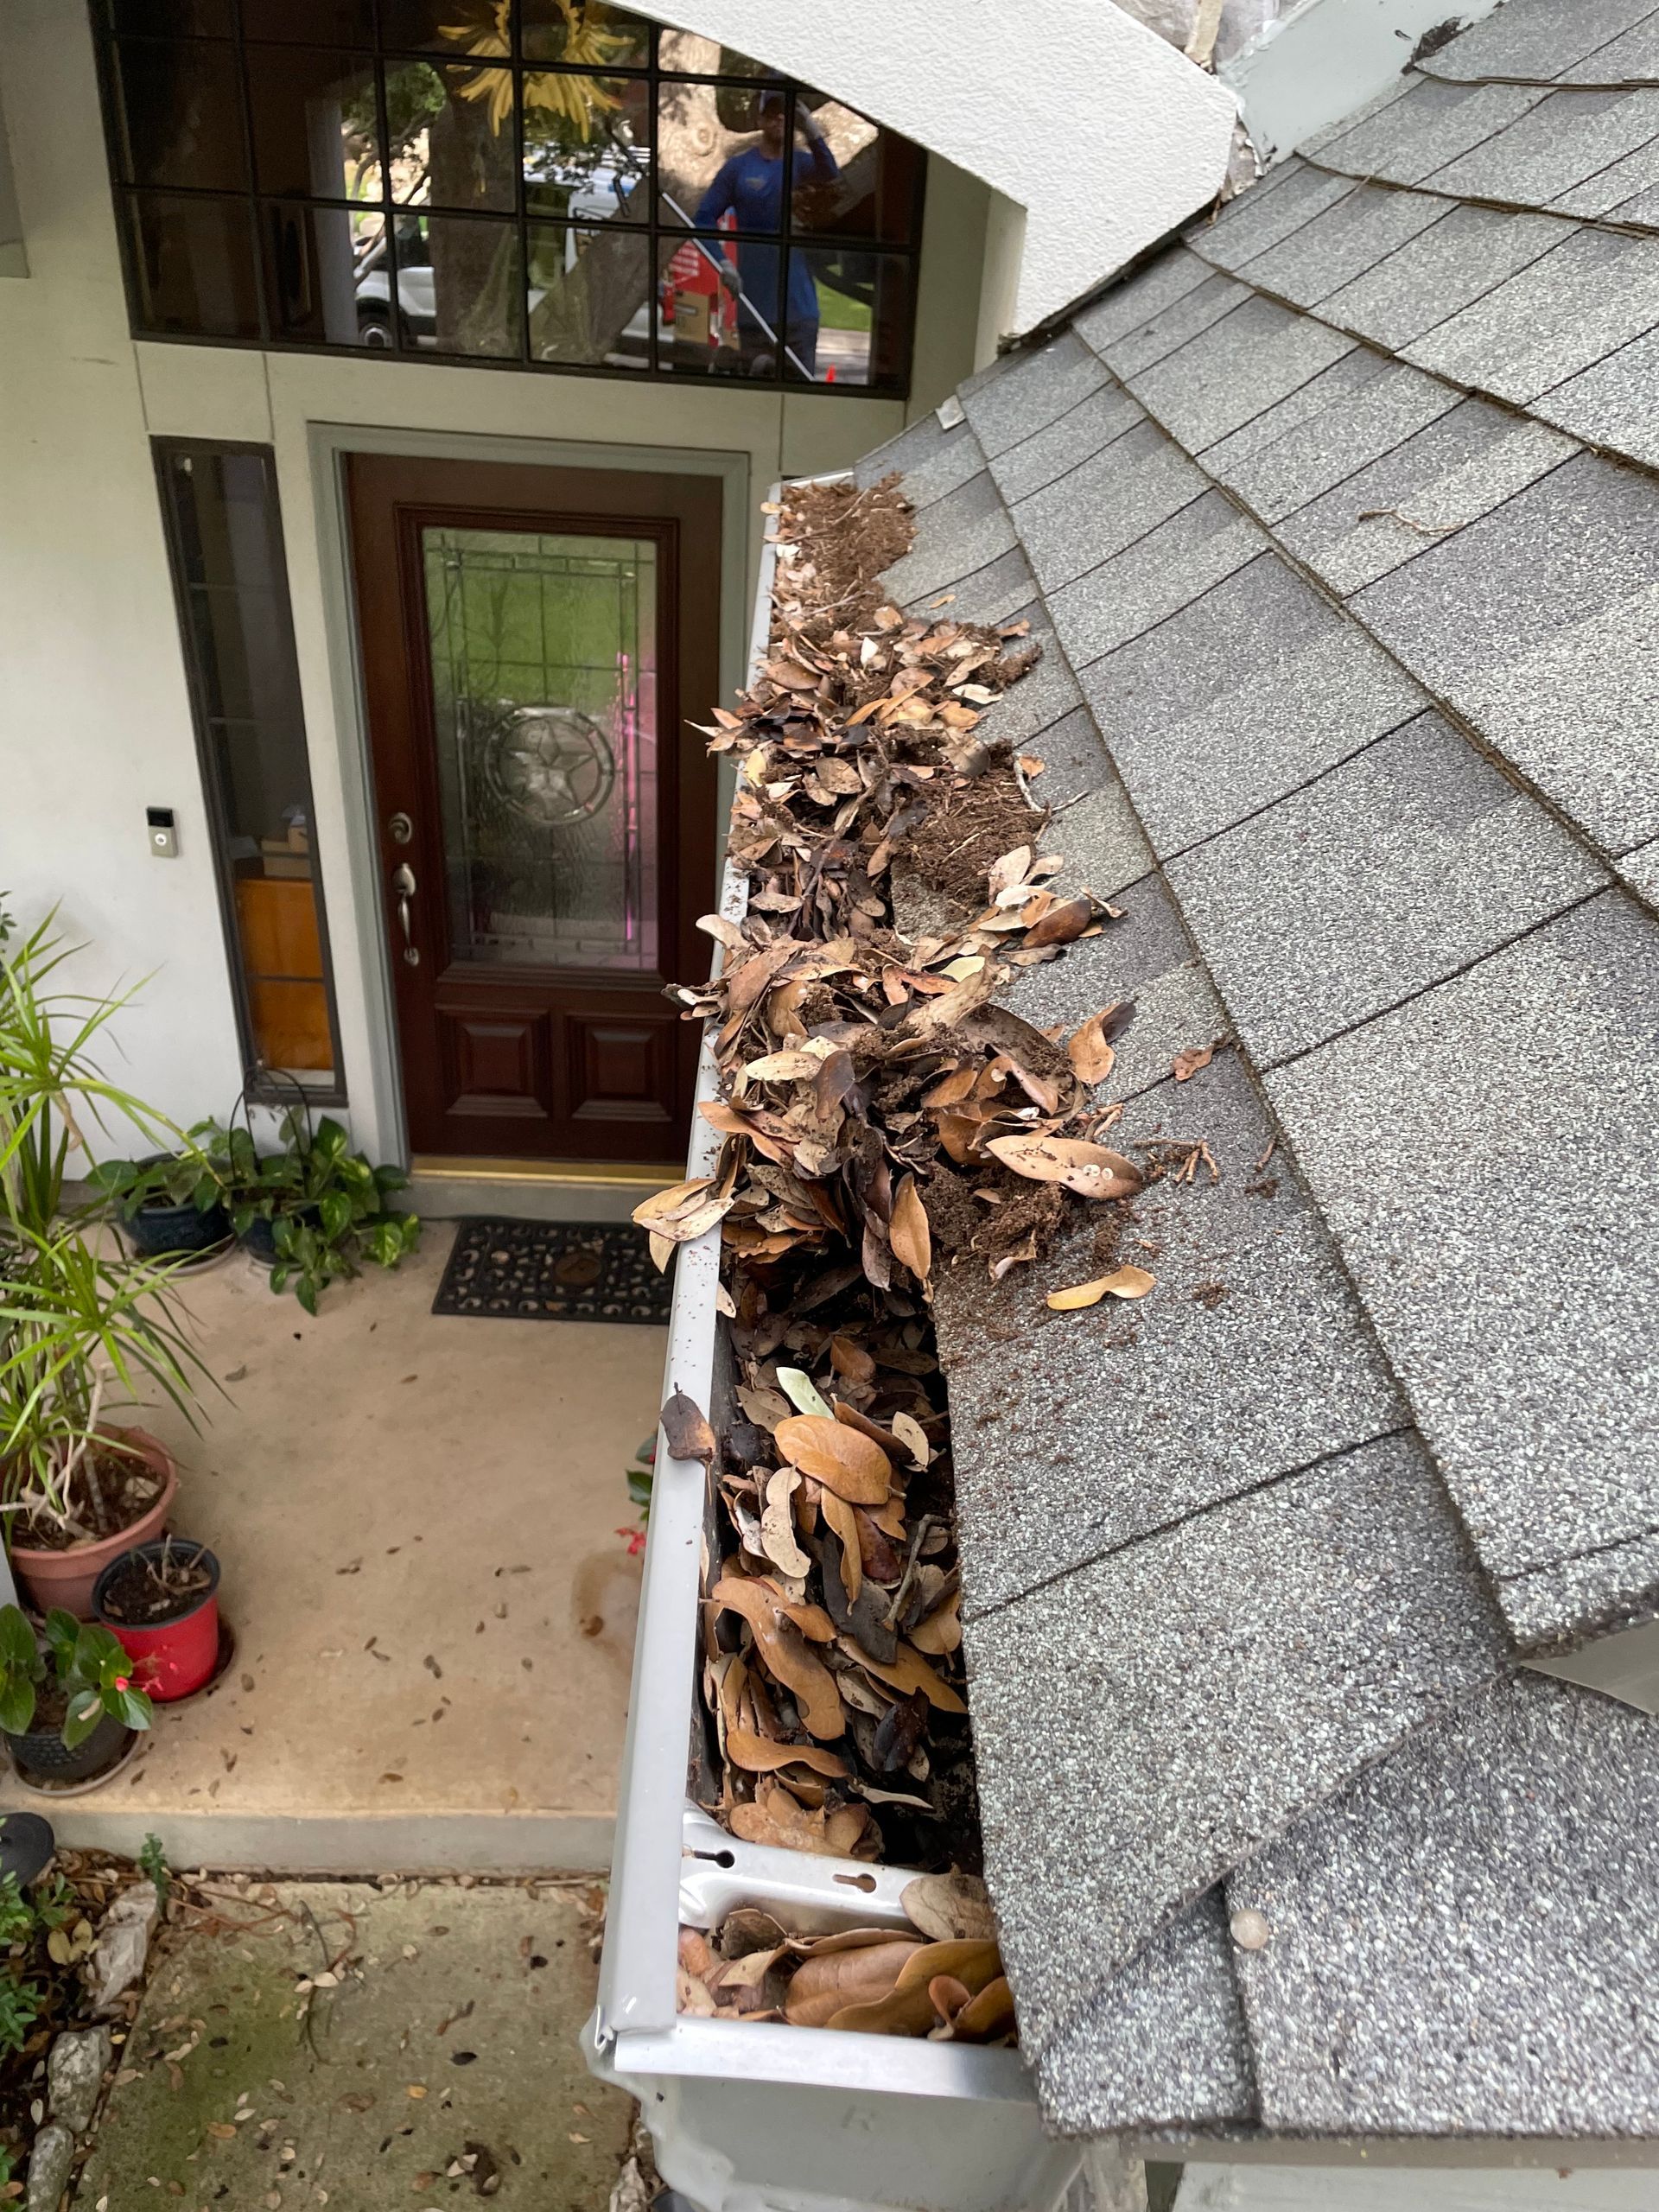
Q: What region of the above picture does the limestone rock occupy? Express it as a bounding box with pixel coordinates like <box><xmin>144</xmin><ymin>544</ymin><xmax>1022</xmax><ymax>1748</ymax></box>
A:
<box><xmin>87</xmin><ymin>1881</ymin><xmax>159</xmax><ymax>2013</ymax></box>
<box><xmin>25</xmin><ymin>2121</ymin><xmax>74</xmax><ymax>2212</ymax></box>
<box><xmin>47</xmin><ymin>2025</ymin><xmax>111</xmax><ymax>2133</ymax></box>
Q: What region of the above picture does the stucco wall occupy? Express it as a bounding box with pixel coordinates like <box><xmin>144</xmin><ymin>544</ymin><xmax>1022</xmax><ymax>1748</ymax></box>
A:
<box><xmin>0</xmin><ymin>3</ymin><xmax>989</xmax><ymax>1162</ymax></box>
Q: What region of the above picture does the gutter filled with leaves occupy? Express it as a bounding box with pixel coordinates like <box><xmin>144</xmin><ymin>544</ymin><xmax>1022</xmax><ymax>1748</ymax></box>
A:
<box><xmin>632</xmin><ymin>476</ymin><xmax>1161</xmax><ymax>2040</ymax></box>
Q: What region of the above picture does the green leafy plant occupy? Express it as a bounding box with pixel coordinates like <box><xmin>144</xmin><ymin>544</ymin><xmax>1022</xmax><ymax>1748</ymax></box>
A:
<box><xmin>138</xmin><ymin>1833</ymin><xmax>171</xmax><ymax>1905</ymax></box>
<box><xmin>0</xmin><ymin>1970</ymin><xmax>41</xmax><ymax>2061</ymax></box>
<box><xmin>87</xmin><ymin>1121</ymin><xmax>232</xmax><ymax>1224</ymax></box>
<box><xmin>226</xmin><ymin>1109</ymin><xmax>420</xmax><ymax>1316</ymax></box>
<box><xmin>0</xmin><ymin>907</ymin><xmax>210</xmax><ymax>1543</ymax></box>
<box><xmin>0</xmin><ymin>1603</ymin><xmax>154</xmax><ymax>1748</ymax></box>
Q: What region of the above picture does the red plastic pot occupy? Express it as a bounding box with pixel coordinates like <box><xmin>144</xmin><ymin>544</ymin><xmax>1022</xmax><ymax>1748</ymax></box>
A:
<box><xmin>93</xmin><ymin>1541</ymin><xmax>221</xmax><ymax>1701</ymax></box>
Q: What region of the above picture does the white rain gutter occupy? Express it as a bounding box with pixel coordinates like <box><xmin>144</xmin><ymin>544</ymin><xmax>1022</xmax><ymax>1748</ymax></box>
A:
<box><xmin>584</xmin><ymin>491</ymin><xmax>1081</xmax><ymax>2212</ymax></box>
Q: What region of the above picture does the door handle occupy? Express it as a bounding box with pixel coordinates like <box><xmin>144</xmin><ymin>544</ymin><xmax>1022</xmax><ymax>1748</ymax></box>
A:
<box><xmin>391</xmin><ymin>862</ymin><xmax>419</xmax><ymax>966</ymax></box>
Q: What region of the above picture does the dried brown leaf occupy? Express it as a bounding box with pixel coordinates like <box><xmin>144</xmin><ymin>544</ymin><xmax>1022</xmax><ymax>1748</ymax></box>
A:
<box><xmin>985</xmin><ymin>1134</ymin><xmax>1144</xmax><ymax>1200</ymax></box>
<box><xmin>1045</xmin><ymin>1264</ymin><xmax>1156</xmax><ymax>1309</ymax></box>
<box><xmin>660</xmin><ymin>1389</ymin><xmax>717</xmax><ymax>1466</ymax></box>
<box><xmin>901</xmin><ymin>1872</ymin><xmax>995</xmax><ymax>1943</ymax></box>
<box><xmin>1173</xmin><ymin>1043</ymin><xmax>1216</xmax><ymax>1082</ymax></box>
<box><xmin>774</xmin><ymin>1415</ymin><xmax>892</xmax><ymax>1503</ymax></box>
<box><xmin>889</xmin><ymin>1175</ymin><xmax>931</xmax><ymax>1283</ymax></box>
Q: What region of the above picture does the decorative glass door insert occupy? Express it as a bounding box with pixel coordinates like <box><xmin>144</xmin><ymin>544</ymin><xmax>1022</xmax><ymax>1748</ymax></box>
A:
<box><xmin>422</xmin><ymin>524</ymin><xmax>659</xmax><ymax>973</ymax></box>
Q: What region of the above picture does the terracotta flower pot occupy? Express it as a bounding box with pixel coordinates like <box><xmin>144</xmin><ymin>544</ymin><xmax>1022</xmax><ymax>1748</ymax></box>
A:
<box><xmin>9</xmin><ymin>1427</ymin><xmax>180</xmax><ymax>1620</ymax></box>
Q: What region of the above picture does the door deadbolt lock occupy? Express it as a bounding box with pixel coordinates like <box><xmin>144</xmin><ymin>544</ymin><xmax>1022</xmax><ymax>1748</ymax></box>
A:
<box><xmin>388</xmin><ymin>810</ymin><xmax>414</xmax><ymax>845</ymax></box>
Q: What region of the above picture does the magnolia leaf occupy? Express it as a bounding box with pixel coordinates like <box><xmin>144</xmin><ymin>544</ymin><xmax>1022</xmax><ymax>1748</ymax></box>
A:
<box><xmin>723</xmin><ymin>1728</ymin><xmax>848</xmax><ymax>1779</ymax></box>
<box><xmin>774</xmin><ymin>1415</ymin><xmax>892</xmax><ymax>1503</ymax></box>
<box><xmin>889</xmin><ymin>1175</ymin><xmax>931</xmax><ymax>1283</ymax></box>
<box><xmin>1022</xmin><ymin>894</ymin><xmax>1096</xmax><ymax>948</ymax></box>
<box><xmin>901</xmin><ymin>1872</ymin><xmax>996</xmax><ymax>1943</ymax></box>
<box><xmin>760</xmin><ymin>1469</ymin><xmax>813</xmax><ymax>1580</ymax></box>
<box><xmin>986</xmin><ymin>1134</ymin><xmax>1144</xmax><ymax>1200</ymax></box>
<box><xmin>660</xmin><ymin>1389</ymin><xmax>717</xmax><ymax>1466</ymax></box>
<box><xmin>776</xmin><ymin>1367</ymin><xmax>835</xmax><ymax>1419</ymax></box>
<box><xmin>1046</xmin><ymin>1264</ymin><xmax>1156</xmax><ymax>1309</ymax></box>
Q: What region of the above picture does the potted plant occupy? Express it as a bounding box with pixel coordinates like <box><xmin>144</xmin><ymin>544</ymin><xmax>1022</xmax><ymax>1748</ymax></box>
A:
<box><xmin>227</xmin><ymin>1108</ymin><xmax>420</xmax><ymax>1314</ymax></box>
<box><xmin>2</xmin><ymin>907</ymin><xmax>212</xmax><ymax>1614</ymax></box>
<box><xmin>0</xmin><ymin>1604</ymin><xmax>154</xmax><ymax>1789</ymax></box>
<box><xmin>89</xmin><ymin>1122</ymin><xmax>232</xmax><ymax>1263</ymax></box>
<box><xmin>93</xmin><ymin>1536</ymin><xmax>221</xmax><ymax>1701</ymax></box>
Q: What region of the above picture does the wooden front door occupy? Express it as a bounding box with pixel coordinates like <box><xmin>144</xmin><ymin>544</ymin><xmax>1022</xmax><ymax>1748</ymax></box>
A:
<box><xmin>346</xmin><ymin>454</ymin><xmax>721</xmax><ymax>1166</ymax></box>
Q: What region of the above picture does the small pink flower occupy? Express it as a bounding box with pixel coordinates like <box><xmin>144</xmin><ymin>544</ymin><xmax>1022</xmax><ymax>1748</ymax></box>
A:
<box><xmin>113</xmin><ymin>1676</ymin><xmax>130</xmax><ymax>1692</ymax></box>
<box><xmin>614</xmin><ymin>1527</ymin><xmax>646</xmax><ymax>1557</ymax></box>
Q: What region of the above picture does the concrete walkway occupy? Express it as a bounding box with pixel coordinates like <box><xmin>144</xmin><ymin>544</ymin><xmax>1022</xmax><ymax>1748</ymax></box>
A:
<box><xmin>76</xmin><ymin>1877</ymin><xmax>632</xmax><ymax>2209</ymax></box>
<box><xmin>1</xmin><ymin>1225</ymin><xmax>666</xmax><ymax>1871</ymax></box>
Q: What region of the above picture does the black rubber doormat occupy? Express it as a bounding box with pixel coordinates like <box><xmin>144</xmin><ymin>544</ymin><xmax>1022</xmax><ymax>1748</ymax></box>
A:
<box><xmin>431</xmin><ymin>1217</ymin><xmax>673</xmax><ymax>1325</ymax></box>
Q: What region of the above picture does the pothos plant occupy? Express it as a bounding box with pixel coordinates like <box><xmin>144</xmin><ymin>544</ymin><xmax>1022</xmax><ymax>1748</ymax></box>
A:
<box><xmin>0</xmin><ymin>1603</ymin><xmax>155</xmax><ymax>1748</ymax></box>
<box><xmin>225</xmin><ymin>1110</ymin><xmax>420</xmax><ymax>1316</ymax></box>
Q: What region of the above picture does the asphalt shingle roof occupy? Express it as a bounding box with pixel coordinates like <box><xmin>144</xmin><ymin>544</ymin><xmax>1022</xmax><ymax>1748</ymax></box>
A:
<box><xmin>852</xmin><ymin>0</ymin><xmax>1659</xmax><ymax>2145</ymax></box>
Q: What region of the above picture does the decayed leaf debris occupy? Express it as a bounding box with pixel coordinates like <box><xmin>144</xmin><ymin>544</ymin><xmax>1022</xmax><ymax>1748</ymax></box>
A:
<box><xmin>644</xmin><ymin>474</ymin><xmax>1208</xmax><ymax>1872</ymax></box>
<box><xmin>677</xmin><ymin>1872</ymin><xmax>1014</xmax><ymax>2040</ymax></box>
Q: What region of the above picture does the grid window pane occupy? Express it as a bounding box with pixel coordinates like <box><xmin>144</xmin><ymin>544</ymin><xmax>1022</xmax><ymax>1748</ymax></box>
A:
<box><xmin>522</xmin><ymin>73</ymin><xmax>649</xmax><ymax>219</ymax></box>
<box><xmin>111</xmin><ymin>38</ymin><xmax>246</xmax><ymax>191</ymax></box>
<box><xmin>394</xmin><ymin>213</ymin><xmax>524</xmax><ymax>357</ymax></box>
<box><xmin>785</xmin><ymin>248</ymin><xmax>915</xmax><ymax>391</ymax></box>
<box><xmin>527</xmin><ymin>221</ymin><xmax>652</xmax><ymax>367</ymax></box>
<box><xmin>109</xmin><ymin>0</ymin><xmax>232</xmax><ymax>36</ymax></box>
<box><xmin>260</xmin><ymin>200</ymin><xmax>391</xmax><ymax>346</ymax></box>
<box><xmin>99</xmin><ymin>15</ymin><xmax>925</xmax><ymax>394</ymax></box>
<box><xmin>387</xmin><ymin>60</ymin><xmax>517</xmax><ymax>213</ymax></box>
<box><xmin>240</xmin><ymin>0</ymin><xmax>375</xmax><ymax>42</ymax></box>
<box><xmin>245</xmin><ymin>46</ymin><xmax>379</xmax><ymax>201</ymax></box>
<box><xmin>126</xmin><ymin>192</ymin><xmax>261</xmax><ymax>338</ymax></box>
<box><xmin>524</xmin><ymin>1</ymin><xmax>654</xmax><ymax>69</ymax></box>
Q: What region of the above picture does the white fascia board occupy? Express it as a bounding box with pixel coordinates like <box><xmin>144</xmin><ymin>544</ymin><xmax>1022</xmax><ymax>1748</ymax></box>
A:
<box><xmin>1221</xmin><ymin>0</ymin><xmax>1504</xmax><ymax>164</ymax></box>
<box><xmin>641</xmin><ymin>0</ymin><xmax>1239</xmax><ymax>331</ymax></box>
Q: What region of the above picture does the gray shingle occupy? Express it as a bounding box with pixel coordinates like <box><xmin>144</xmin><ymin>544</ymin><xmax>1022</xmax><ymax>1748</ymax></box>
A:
<box><xmin>1230</xmin><ymin>1675</ymin><xmax>1659</xmax><ymax>2136</ymax></box>
<box><xmin>1563</xmin><ymin>8</ymin><xmax>1659</xmax><ymax>81</ymax></box>
<box><xmin>1007</xmin><ymin>740</ymin><xmax>1153</xmax><ymax>889</ymax></box>
<box><xmin>1620</xmin><ymin>834</ymin><xmax>1659</xmax><ymax>902</ymax></box>
<box><xmin>1049</xmin><ymin>490</ymin><xmax>1268</xmax><ymax>667</ymax></box>
<box><xmin>1127</xmin><ymin>291</ymin><xmax>1355</xmax><ymax>454</ymax></box>
<box><xmin>1423</xmin><ymin>86</ymin><xmax>1659</xmax><ymax>205</ymax></box>
<box><xmin>1167</xmin><ymin>711</ymin><xmax>1609</xmax><ymax>1065</ymax></box>
<box><xmin>880</xmin><ymin>469</ymin><xmax>1014</xmax><ymax>606</ymax></box>
<box><xmin>1083</xmin><ymin>553</ymin><xmax>1427</xmax><ymax>855</ymax></box>
<box><xmin>1265</xmin><ymin>893</ymin><xmax>1659</xmax><ymax>1639</ymax></box>
<box><xmin>1086</xmin><ymin>268</ymin><xmax>1253</xmax><ymax>381</ymax></box>
<box><xmin>1426</xmin><ymin>0</ymin><xmax>1659</xmax><ymax>83</ymax></box>
<box><xmin>1502</xmin><ymin>1529</ymin><xmax>1659</xmax><ymax>1647</ymax></box>
<box><xmin>854</xmin><ymin>410</ymin><xmax>985</xmax><ymax>510</ymax></box>
<box><xmin>1274</xmin><ymin>396</ymin><xmax>1577</xmax><ymax>597</ymax></box>
<box><xmin>1406</xmin><ymin>226</ymin><xmax>1659</xmax><ymax>403</ymax></box>
<box><xmin>1204</xmin><ymin>352</ymin><xmax>1461</xmax><ymax>524</ymax></box>
<box><xmin>1547</xmin><ymin>128</ymin><xmax>1659</xmax><ymax>213</ymax></box>
<box><xmin>1352</xmin><ymin>450</ymin><xmax>1659</xmax><ymax>850</ymax></box>
<box><xmin>1032</xmin><ymin>1897</ymin><xmax>1255</xmax><ymax>2136</ymax></box>
<box><xmin>988</xmin><ymin>380</ymin><xmax>1144</xmax><ymax>508</ymax></box>
<box><xmin>903</xmin><ymin>542</ymin><xmax>1035</xmax><ymax>628</ymax></box>
<box><xmin>1012</xmin><ymin>419</ymin><xmax>1210</xmax><ymax>595</ymax></box>
<box><xmin>969</xmin><ymin>609</ymin><xmax>1083</xmax><ymax>750</ymax></box>
<box><xmin>962</xmin><ymin>1429</ymin><xmax>1507</xmax><ymax>2058</ymax></box>
<box><xmin>1001</xmin><ymin>914</ymin><xmax>1223</xmax><ymax>1087</ymax></box>
<box><xmin>1235</xmin><ymin>182</ymin><xmax>1446</xmax><ymax>311</ymax></box>
<box><xmin>1189</xmin><ymin>162</ymin><xmax>1357</xmax><ymax>275</ymax></box>
<box><xmin>1319</xmin><ymin>200</ymin><xmax>1564</xmax><ymax>353</ymax></box>
<box><xmin>938</xmin><ymin>1047</ymin><xmax>1406</xmax><ymax>1619</ymax></box>
<box><xmin>960</xmin><ymin>329</ymin><xmax>1109</xmax><ymax>461</ymax></box>
<box><xmin>1531</xmin><ymin>321</ymin><xmax>1659</xmax><ymax>467</ymax></box>
<box><xmin>1296</xmin><ymin>74</ymin><xmax>1414</xmax><ymax>158</ymax></box>
<box><xmin>1070</xmin><ymin>245</ymin><xmax>1215</xmax><ymax>359</ymax></box>
<box><xmin>1314</xmin><ymin>78</ymin><xmax>1548</xmax><ymax>187</ymax></box>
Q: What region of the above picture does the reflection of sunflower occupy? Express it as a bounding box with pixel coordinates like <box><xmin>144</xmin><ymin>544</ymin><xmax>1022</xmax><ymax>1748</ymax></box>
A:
<box><xmin>440</xmin><ymin>0</ymin><xmax>633</xmax><ymax>139</ymax></box>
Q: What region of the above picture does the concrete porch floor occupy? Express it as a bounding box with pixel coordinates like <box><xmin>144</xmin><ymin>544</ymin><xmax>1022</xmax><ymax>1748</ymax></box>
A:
<box><xmin>0</xmin><ymin>1224</ymin><xmax>665</xmax><ymax>1872</ymax></box>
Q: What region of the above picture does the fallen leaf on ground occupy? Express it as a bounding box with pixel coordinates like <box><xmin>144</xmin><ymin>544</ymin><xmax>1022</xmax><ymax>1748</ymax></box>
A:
<box><xmin>1046</xmin><ymin>1263</ymin><xmax>1157</xmax><ymax>1308</ymax></box>
<box><xmin>1173</xmin><ymin>1043</ymin><xmax>1215</xmax><ymax>1082</ymax></box>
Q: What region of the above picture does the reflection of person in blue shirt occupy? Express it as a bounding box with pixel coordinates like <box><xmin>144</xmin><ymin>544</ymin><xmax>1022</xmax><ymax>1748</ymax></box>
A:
<box><xmin>693</xmin><ymin>89</ymin><xmax>839</xmax><ymax>375</ymax></box>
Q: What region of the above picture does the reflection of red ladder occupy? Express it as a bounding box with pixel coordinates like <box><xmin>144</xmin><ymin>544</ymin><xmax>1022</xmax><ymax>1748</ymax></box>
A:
<box><xmin>662</xmin><ymin>213</ymin><xmax>737</xmax><ymax>353</ymax></box>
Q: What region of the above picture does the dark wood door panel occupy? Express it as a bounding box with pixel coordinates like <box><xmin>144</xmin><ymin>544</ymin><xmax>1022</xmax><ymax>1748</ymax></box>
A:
<box><xmin>346</xmin><ymin>452</ymin><xmax>721</xmax><ymax>1166</ymax></box>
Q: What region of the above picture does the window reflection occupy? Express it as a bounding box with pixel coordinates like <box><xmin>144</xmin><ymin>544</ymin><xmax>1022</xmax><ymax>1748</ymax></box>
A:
<box><xmin>524</xmin><ymin>0</ymin><xmax>654</xmax><ymax>69</ymax></box>
<box><xmin>128</xmin><ymin>194</ymin><xmax>261</xmax><ymax>338</ymax></box>
<box><xmin>112</xmin><ymin>39</ymin><xmax>245</xmax><ymax>191</ymax></box>
<box><xmin>262</xmin><ymin>200</ymin><xmax>389</xmax><ymax>346</ymax></box>
<box><xmin>522</xmin><ymin>73</ymin><xmax>648</xmax><ymax>219</ymax></box>
<box><xmin>387</xmin><ymin>61</ymin><xmax>517</xmax><ymax>212</ymax></box>
<box><xmin>245</xmin><ymin>46</ymin><xmax>378</xmax><ymax>201</ymax></box>
<box><xmin>528</xmin><ymin>223</ymin><xmax>652</xmax><ymax>367</ymax></box>
<box><xmin>785</xmin><ymin>250</ymin><xmax>915</xmax><ymax>389</ymax></box>
<box><xmin>392</xmin><ymin>213</ymin><xmax>524</xmax><ymax>356</ymax></box>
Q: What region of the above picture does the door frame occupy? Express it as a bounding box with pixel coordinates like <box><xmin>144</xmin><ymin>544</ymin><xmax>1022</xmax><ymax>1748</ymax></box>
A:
<box><xmin>308</xmin><ymin>423</ymin><xmax>752</xmax><ymax>1174</ymax></box>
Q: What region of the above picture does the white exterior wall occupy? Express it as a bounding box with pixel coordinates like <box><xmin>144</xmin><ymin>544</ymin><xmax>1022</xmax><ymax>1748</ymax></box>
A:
<box><xmin>0</xmin><ymin>0</ymin><xmax>1235</xmax><ymax>1165</ymax></box>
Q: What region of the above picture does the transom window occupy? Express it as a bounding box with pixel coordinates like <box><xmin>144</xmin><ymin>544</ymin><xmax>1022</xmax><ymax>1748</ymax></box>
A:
<box><xmin>94</xmin><ymin>2</ymin><xmax>926</xmax><ymax>394</ymax></box>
